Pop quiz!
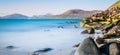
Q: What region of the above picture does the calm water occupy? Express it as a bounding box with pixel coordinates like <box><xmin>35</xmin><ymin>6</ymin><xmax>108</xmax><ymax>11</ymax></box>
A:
<box><xmin>0</xmin><ymin>19</ymin><xmax>87</xmax><ymax>55</ymax></box>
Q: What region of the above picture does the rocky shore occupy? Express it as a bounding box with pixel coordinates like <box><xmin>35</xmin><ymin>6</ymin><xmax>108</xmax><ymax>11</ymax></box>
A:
<box><xmin>74</xmin><ymin>1</ymin><xmax>120</xmax><ymax>55</ymax></box>
<box><xmin>74</xmin><ymin>20</ymin><xmax>120</xmax><ymax>55</ymax></box>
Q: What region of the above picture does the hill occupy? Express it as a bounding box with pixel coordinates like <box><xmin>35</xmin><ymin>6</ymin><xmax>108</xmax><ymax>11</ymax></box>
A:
<box><xmin>51</xmin><ymin>9</ymin><xmax>102</xmax><ymax>18</ymax></box>
<box><xmin>2</xmin><ymin>14</ymin><xmax>28</xmax><ymax>19</ymax></box>
<box><xmin>109</xmin><ymin>0</ymin><xmax>120</xmax><ymax>8</ymax></box>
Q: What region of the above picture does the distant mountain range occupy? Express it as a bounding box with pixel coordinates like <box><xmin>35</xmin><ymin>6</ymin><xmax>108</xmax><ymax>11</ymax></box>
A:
<box><xmin>1</xmin><ymin>14</ymin><xmax>28</xmax><ymax>19</ymax></box>
<box><xmin>31</xmin><ymin>14</ymin><xmax>53</xmax><ymax>18</ymax></box>
<box><xmin>50</xmin><ymin>9</ymin><xmax>102</xmax><ymax>18</ymax></box>
<box><xmin>0</xmin><ymin>9</ymin><xmax>102</xmax><ymax>19</ymax></box>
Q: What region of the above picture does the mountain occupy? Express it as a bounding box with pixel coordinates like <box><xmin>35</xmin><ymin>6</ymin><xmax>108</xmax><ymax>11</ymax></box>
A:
<box><xmin>81</xmin><ymin>0</ymin><xmax>120</xmax><ymax>28</ymax></box>
<box><xmin>2</xmin><ymin>13</ymin><xmax>28</xmax><ymax>19</ymax></box>
<box><xmin>51</xmin><ymin>9</ymin><xmax>102</xmax><ymax>18</ymax></box>
<box><xmin>31</xmin><ymin>13</ymin><xmax>53</xmax><ymax>18</ymax></box>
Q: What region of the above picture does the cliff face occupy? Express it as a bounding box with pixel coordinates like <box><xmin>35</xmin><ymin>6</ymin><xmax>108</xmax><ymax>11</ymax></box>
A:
<box><xmin>51</xmin><ymin>9</ymin><xmax>102</xmax><ymax>18</ymax></box>
<box><xmin>81</xmin><ymin>1</ymin><xmax>120</xmax><ymax>28</ymax></box>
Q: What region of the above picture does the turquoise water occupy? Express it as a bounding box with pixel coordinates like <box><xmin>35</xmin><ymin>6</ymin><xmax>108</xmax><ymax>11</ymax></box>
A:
<box><xmin>0</xmin><ymin>19</ymin><xmax>80</xmax><ymax>32</ymax></box>
<box><xmin>0</xmin><ymin>19</ymin><xmax>86</xmax><ymax>55</ymax></box>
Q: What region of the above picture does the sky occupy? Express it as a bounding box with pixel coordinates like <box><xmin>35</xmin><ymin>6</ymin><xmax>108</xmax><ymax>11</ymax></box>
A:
<box><xmin>0</xmin><ymin>0</ymin><xmax>117</xmax><ymax>17</ymax></box>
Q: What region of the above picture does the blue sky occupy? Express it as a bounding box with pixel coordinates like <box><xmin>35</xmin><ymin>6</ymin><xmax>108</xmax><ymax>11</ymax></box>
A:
<box><xmin>0</xmin><ymin>0</ymin><xmax>116</xmax><ymax>16</ymax></box>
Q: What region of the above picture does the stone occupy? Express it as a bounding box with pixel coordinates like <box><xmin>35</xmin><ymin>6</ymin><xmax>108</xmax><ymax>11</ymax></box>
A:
<box><xmin>81</xmin><ymin>29</ymin><xmax>88</xmax><ymax>34</ymax></box>
<box><xmin>98</xmin><ymin>34</ymin><xmax>105</xmax><ymax>39</ymax></box>
<box><xmin>81</xmin><ymin>28</ymin><xmax>95</xmax><ymax>34</ymax></box>
<box><xmin>96</xmin><ymin>38</ymin><xmax>105</xmax><ymax>44</ymax></box>
<box><xmin>34</xmin><ymin>48</ymin><xmax>53</xmax><ymax>52</ymax></box>
<box><xmin>99</xmin><ymin>44</ymin><xmax>109</xmax><ymax>55</ymax></box>
<box><xmin>102</xmin><ymin>23</ymin><xmax>114</xmax><ymax>33</ymax></box>
<box><xmin>74</xmin><ymin>37</ymin><xmax>101</xmax><ymax>55</ymax></box>
<box><xmin>109</xmin><ymin>43</ymin><xmax>120</xmax><ymax>55</ymax></box>
<box><xmin>32</xmin><ymin>48</ymin><xmax>53</xmax><ymax>55</ymax></box>
<box><xmin>6</xmin><ymin>46</ymin><xmax>16</xmax><ymax>49</ymax></box>
<box><xmin>88</xmin><ymin>28</ymin><xmax>95</xmax><ymax>34</ymax></box>
<box><xmin>73</xmin><ymin>43</ymin><xmax>80</xmax><ymax>49</ymax></box>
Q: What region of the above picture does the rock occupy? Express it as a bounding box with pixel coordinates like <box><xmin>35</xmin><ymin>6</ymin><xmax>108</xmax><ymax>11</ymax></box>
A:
<box><xmin>6</xmin><ymin>46</ymin><xmax>16</xmax><ymax>49</ymax></box>
<box><xmin>99</xmin><ymin>44</ymin><xmax>109</xmax><ymax>55</ymax></box>
<box><xmin>102</xmin><ymin>23</ymin><xmax>115</xmax><ymax>33</ymax></box>
<box><xmin>88</xmin><ymin>28</ymin><xmax>95</xmax><ymax>34</ymax></box>
<box><xmin>31</xmin><ymin>48</ymin><xmax>53</xmax><ymax>55</ymax></box>
<box><xmin>96</xmin><ymin>38</ymin><xmax>105</xmax><ymax>44</ymax></box>
<box><xmin>74</xmin><ymin>25</ymin><xmax>79</xmax><ymax>28</ymax></box>
<box><xmin>99</xmin><ymin>34</ymin><xmax>105</xmax><ymax>39</ymax></box>
<box><xmin>81</xmin><ymin>29</ymin><xmax>88</xmax><ymax>34</ymax></box>
<box><xmin>58</xmin><ymin>26</ymin><xmax>63</xmax><ymax>29</ymax></box>
<box><xmin>109</xmin><ymin>43</ymin><xmax>120</xmax><ymax>55</ymax></box>
<box><xmin>73</xmin><ymin>43</ymin><xmax>80</xmax><ymax>48</ymax></box>
<box><xmin>74</xmin><ymin>37</ymin><xmax>101</xmax><ymax>55</ymax></box>
<box><xmin>34</xmin><ymin>48</ymin><xmax>53</xmax><ymax>53</ymax></box>
<box><xmin>107</xmin><ymin>25</ymin><xmax>120</xmax><ymax>37</ymax></box>
<box><xmin>81</xmin><ymin>28</ymin><xmax>95</xmax><ymax>34</ymax></box>
<box><xmin>99</xmin><ymin>34</ymin><xmax>117</xmax><ymax>39</ymax></box>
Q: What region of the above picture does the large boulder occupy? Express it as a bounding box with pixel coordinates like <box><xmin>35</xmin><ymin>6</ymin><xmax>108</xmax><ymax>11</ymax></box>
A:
<box><xmin>74</xmin><ymin>37</ymin><xmax>101</xmax><ymax>55</ymax></box>
<box><xmin>81</xmin><ymin>28</ymin><xmax>95</xmax><ymax>34</ymax></box>
<box><xmin>109</xmin><ymin>43</ymin><xmax>120</xmax><ymax>55</ymax></box>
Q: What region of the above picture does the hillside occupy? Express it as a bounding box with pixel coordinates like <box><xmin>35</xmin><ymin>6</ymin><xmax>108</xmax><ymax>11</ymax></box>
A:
<box><xmin>81</xmin><ymin>1</ymin><xmax>120</xmax><ymax>28</ymax></box>
<box><xmin>51</xmin><ymin>9</ymin><xmax>102</xmax><ymax>18</ymax></box>
<box><xmin>109</xmin><ymin>0</ymin><xmax>120</xmax><ymax>8</ymax></box>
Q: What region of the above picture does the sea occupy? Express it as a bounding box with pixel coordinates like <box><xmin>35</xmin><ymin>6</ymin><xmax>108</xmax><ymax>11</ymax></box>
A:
<box><xmin>0</xmin><ymin>18</ymin><xmax>89</xmax><ymax>55</ymax></box>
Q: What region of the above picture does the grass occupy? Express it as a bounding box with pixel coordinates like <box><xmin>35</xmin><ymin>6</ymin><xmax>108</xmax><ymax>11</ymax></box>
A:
<box><xmin>109</xmin><ymin>0</ymin><xmax>120</xmax><ymax>8</ymax></box>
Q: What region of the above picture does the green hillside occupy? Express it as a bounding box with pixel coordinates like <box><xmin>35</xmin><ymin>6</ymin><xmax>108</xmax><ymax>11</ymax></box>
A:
<box><xmin>109</xmin><ymin>0</ymin><xmax>120</xmax><ymax>8</ymax></box>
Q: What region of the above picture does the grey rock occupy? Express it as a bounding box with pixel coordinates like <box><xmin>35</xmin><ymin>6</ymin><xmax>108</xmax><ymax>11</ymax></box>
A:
<box><xmin>34</xmin><ymin>48</ymin><xmax>53</xmax><ymax>53</ymax></box>
<box><xmin>81</xmin><ymin>28</ymin><xmax>95</xmax><ymax>34</ymax></box>
<box><xmin>32</xmin><ymin>48</ymin><xmax>53</xmax><ymax>55</ymax></box>
<box><xmin>6</xmin><ymin>46</ymin><xmax>16</xmax><ymax>49</ymax></box>
<box><xmin>74</xmin><ymin>37</ymin><xmax>101</xmax><ymax>55</ymax></box>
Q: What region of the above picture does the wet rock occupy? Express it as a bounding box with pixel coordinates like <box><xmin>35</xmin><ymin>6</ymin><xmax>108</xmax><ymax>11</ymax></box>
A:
<box><xmin>74</xmin><ymin>37</ymin><xmax>101</xmax><ymax>55</ymax></box>
<box><xmin>31</xmin><ymin>48</ymin><xmax>53</xmax><ymax>55</ymax></box>
<box><xmin>109</xmin><ymin>43</ymin><xmax>120</xmax><ymax>55</ymax></box>
<box><xmin>81</xmin><ymin>28</ymin><xmax>95</xmax><ymax>34</ymax></box>
<box><xmin>34</xmin><ymin>48</ymin><xmax>53</xmax><ymax>53</ymax></box>
<box><xmin>6</xmin><ymin>46</ymin><xmax>16</xmax><ymax>49</ymax></box>
<box><xmin>81</xmin><ymin>29</ymin><xmax>88</xmax><ymax>34</ymax></box>
<box><xmin>74</xmin><ymin>25</ymin><xmax>78</xmax><ymax>28</ymax></box>
<box><xmin>58</xmin><ymin>26</ymin><xmax>63</xmax><ymax>29</ymax></box>
<box><xmin>73</xmin><ymin>43</ymin><xmax>80</xmax><ymax>48</ymax></box>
